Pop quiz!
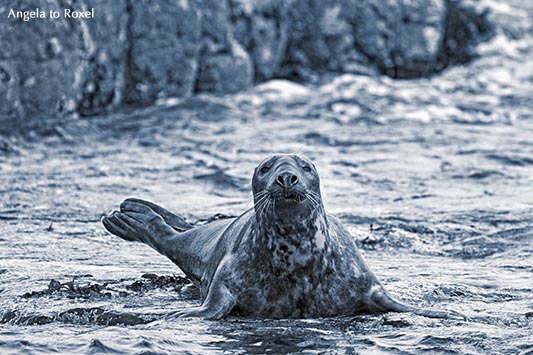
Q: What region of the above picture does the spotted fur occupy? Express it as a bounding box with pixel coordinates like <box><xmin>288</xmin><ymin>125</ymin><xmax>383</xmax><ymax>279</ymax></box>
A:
<box><xmin>103</xmin><ymin>154</ymin><xmax>464</xmax><ymax>320</ymax></box>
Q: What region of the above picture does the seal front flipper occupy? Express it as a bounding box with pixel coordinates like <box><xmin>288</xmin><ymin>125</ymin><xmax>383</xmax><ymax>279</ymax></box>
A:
<box><xmin>165</xmin><ymin>284</ymin><xmax>236</xmax><ymax>320</ymax></box>
<box><xmin>102</xmin><ymin>200</ymin><xmax>177</xmax><ymax>251</ymax></box>
<box><xmin>121</xmin><ymin>198</ymin><xmax>193</xmax><ymax>232</ymax></box>
<box><xmin>369</xmin><ymin>286</ymin><xmax>465</xmax><ymax>320</ymax></box>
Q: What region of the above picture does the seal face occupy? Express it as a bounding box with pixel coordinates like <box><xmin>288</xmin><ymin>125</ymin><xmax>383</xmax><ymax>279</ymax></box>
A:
<box><xmin>102</xmin><ymin>154</ymin><xmax>462</xmax><ymax>320</ymax></box>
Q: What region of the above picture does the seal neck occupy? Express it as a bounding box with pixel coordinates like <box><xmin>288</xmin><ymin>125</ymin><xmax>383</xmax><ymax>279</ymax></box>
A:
<box><xmin>254</xmin><ymin>202</ymin><xmax>329</xmax><ymax>272</ymax></box>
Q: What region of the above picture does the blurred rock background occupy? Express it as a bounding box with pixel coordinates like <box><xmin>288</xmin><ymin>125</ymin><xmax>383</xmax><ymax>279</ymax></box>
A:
<box><xmin>0</xmin><ymin>0</ymin><xmax>498</xmax><ymax>128</ymax></box>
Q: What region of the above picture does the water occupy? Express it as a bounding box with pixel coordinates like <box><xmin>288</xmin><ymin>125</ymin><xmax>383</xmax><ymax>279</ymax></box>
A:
<box><xmin>1</xmin><ymin>2</ymin><xmax>533</xmax><ymax>354</ymax></box>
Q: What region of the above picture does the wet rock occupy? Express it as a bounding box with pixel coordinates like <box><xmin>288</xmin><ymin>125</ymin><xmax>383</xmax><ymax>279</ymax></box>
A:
<box><xmin>76</xmin><ymin>0</ymin><xmax>128</xmax><ymax>116</ymax></box>
<box><xmin>195</xmin><ymin>39</ymin><xmax>253</xmax><ymax>94</ymax></box>
<box><xmin>127</xmin><ymin>273</ymin><xmax>192</xmax><ymax>292</ymax></box>
<box><xmin>195</xmin><ymin>0</ymin><xmax>253</xmax><ymax>94</ymax></box>
<box><xmin>230</xmin><ymin>0</ymin><xmax>289</xmax><ymax>80</ymax></box>
<box><xmin>21</xmin><ymin>315</ymin><xmax>53</xmax><ymax>325</ymax></box>
<box><xmin>0</xmin><ymin>0</ymin><xmax>494</xmax><ymax>126</ymax></box>
<box><xmin>280</xmin><ymin>0</ymin><xmax>492</xmax><ymax>78</ymax></box>
<box><xmin>21</xmin><ymin>278</ymin><xmax>110</xmax><ymax>299</ymax></box>
<box><xmin>59</xmin><ymin>307</ymin><xmax>149</xmax><ymax>326</ymax></box>
<box><xmin>382</xmin><ymin>316</ymin><xmax>412</xmax><ymax>327</ymax></box>
<box><xmin>126</xmin><ymin>0</ymin><xmax>201</xmax><ymax>103</ymax></box>
<box><xmin>1</xmin><ymin>310</ymin><xmax>53</xmax><ymax>325</ymax></box>
<box><xmin>279</xmin><ymin>0</ymin><xmax>331</xmax><ymax>81</ymax></box>
<box><xmin>1</xmin><ymin>311</ymin><xmax>18</xmax><ymax>323</ymax></box>
<box><xmin>0</xmin><ymin>0</ymin><xmax>86</xmax><ymax>126</ymax></box>
<box><xmin>438</xmin><ymin>0</ymin><xmax>493</xmax><ymax>71</ymax></box>
<box><xmin>2</xmin><ymin>308</ymin><xmax>151</xmax><ymax>326</ymax></box>
<box><xmin>96</xmin><ymin>311</ymin><xmax>149</xmax><ymax>326</ymax></box>
<box><xmin>345</xmin><ymin>0</ymin><xmax>447</xmax><ymax>78</ymax></box>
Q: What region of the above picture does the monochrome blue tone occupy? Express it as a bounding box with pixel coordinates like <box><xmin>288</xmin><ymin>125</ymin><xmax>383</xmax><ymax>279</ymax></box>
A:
<box><xmin>0</xmin><ymin>0</ymin><xmax>531</xmax><ymax>354</ymax></box>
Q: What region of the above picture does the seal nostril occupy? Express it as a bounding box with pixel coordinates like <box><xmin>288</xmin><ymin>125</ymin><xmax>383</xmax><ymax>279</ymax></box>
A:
<box><xmin>290</xmin><ymin>175</ymin><xmax>298</xmax><ymax>185</ymax></box>
<box><xmin>276</xmin><ymin>172</ymin><xmax>299</xmax><ymax>187</ymax></box>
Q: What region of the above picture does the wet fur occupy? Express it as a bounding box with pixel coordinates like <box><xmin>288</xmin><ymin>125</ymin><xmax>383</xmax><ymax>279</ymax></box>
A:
<box><xmin>102</xmin><ymin>155</ymin><xmax>463</xmax><ymax>320</ymax></box>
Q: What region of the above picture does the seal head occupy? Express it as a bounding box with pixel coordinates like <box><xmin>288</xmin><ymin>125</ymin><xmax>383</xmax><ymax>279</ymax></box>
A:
<box><xmin>252</xmin><ymin>154</ymin><xmax>322</xmax><ymax>221</ymax></box>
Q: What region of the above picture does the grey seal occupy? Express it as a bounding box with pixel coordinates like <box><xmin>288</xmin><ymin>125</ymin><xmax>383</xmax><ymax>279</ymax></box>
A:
<box><xmin>102</xmin><ymin>154</ymin><xmax>461</xmax><ymax>320</ymax></box>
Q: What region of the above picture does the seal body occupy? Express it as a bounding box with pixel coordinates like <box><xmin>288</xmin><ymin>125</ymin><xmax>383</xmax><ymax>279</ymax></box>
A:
<box><xmin>222</xmin><ymin>212</ymin><xmax>376</xmax><ymax>318</ymax></box>
<box><xmin>102</xmin><ymin>155</ymin><xmax>460</xmax><ymax>320</ymax></box>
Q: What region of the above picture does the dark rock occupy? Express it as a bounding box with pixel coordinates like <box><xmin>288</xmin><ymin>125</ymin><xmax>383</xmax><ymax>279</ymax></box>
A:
<box><xmin>0</xmin><ymin>0</ymin><xmax>494</xmax><ymax>126</ymax></box>
<box><xmin>1</xmin><ymin>310</ymin><xmax>53</xmax><ymax>325</ymax></box>
<box><xmin>59</xmin><ymin>307</ymin><xmax>149</xmax><ymax>326</ymax></box>
<box><xmin>230</xmin><ymin>0</ymin><xmax>289</xmax><ymax>80</ymax></box>
<box><xmin>126</xmin><ymin>0</ymin><xmax>201</xmax><ymax>103</ymax></box>
<box><xmin>195</xmin><ymin>39</ymin><xmax>253</xmax><ymax>93</ymax></box>
<box><xmin>76</xmin><ymin>0</ymin><xmax>128</xmax><ymax>116</ymax></box>
<box><xmin>21</xmin><ymin>278</ymin><xmax>109</xmax><ymax>299</ymax></box>
<box><xmin>23</xmin><ymin>315</ymin><xmax>53</xmax><ymax>325</ymax></box>
<box><xmin>127</xmin><ymin>274</ymin><xmax>191</xmax><ymax>292</ymax></box>
<box><xmin>345</xmin><ymin>0</ymin><xmax>447</xmax><ymax>78</ymax></box>
<box><xmin>1</xmin><ymin>310</ymin><xmax>18</xmax><ymax>323</ymax></box>
<box><xmin>0</xmin><ymin>0</ymin><xmax>86</xmax><ymax>126</ymax></box>
<box><xmin>195</xmin><ymin>0</ymin><xmax>253</xmax><ymax>93</ymax></box>
<box><xmin>437</xmin><ymin>0</ymin><xmax>493</xmax><ymax>71</ymax></box>
<box><xmin>1</xmin><ymin>308</ymin><xmax>150</xmax><ymax>326</ymax></box>
<box><xmin>141</xmin><ymin>273</ymin><xmax>158</xmax><ymax>279</ymax></box>
<box><xmin>279</xmin><ymin>0</ymin><xmax>331</xmax><ymax>81</ymax></box>
<box><xmin>95</xmin><ymin>310</ymin><xmax>148</xmax><ymax>326</ymax></box>
<box><xmin>382</xmin><ymin>316</ymin><xmax>412</xmax><ymax>327</ymax></box>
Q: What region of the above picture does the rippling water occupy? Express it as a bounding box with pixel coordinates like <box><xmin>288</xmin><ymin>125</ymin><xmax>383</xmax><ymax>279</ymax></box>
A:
<box><xmin>1</xmin><ymin>2</ymin><xmax>532</xmax><ymax>354</ymax></box>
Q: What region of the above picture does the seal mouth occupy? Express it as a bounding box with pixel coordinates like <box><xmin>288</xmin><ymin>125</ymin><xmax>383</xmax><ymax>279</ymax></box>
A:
<box><xmin>254</xmin><ymin>186</ymin><xmax>321</xmax><ymax>217</ymax></box>
<box><xmin>268</xmin><ymin>186</ymin><xmax>307</xmax><ymax>203</ymax></box>
<box><xmin>280</xmin><ymin>191</ymin><xmax>305</xmax><ymax>202</ymax></box>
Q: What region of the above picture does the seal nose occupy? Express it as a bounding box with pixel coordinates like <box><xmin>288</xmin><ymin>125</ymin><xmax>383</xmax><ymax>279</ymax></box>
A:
<box><xmin>276</xmin><ymin>171</ymin><xmax>299</xmax><ymax>188</ymax></box>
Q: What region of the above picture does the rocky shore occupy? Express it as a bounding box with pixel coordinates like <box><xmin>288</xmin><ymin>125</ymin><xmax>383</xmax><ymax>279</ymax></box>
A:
<box><xmin>0</xmin><ymin>0</ymin><xmax>493</xmax><ymax>126</ymax></box>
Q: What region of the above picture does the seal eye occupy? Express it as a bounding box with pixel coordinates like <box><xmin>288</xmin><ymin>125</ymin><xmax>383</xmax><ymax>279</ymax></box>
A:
<box><xmin>302</xmin><ymin>166</ymin><xmax>312</xmax><ymax>173</ymax></box>
<box><xmin>260</xmin><ymin>166</ymin><xmax>270</xmax><ymax>174</ymax></box>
